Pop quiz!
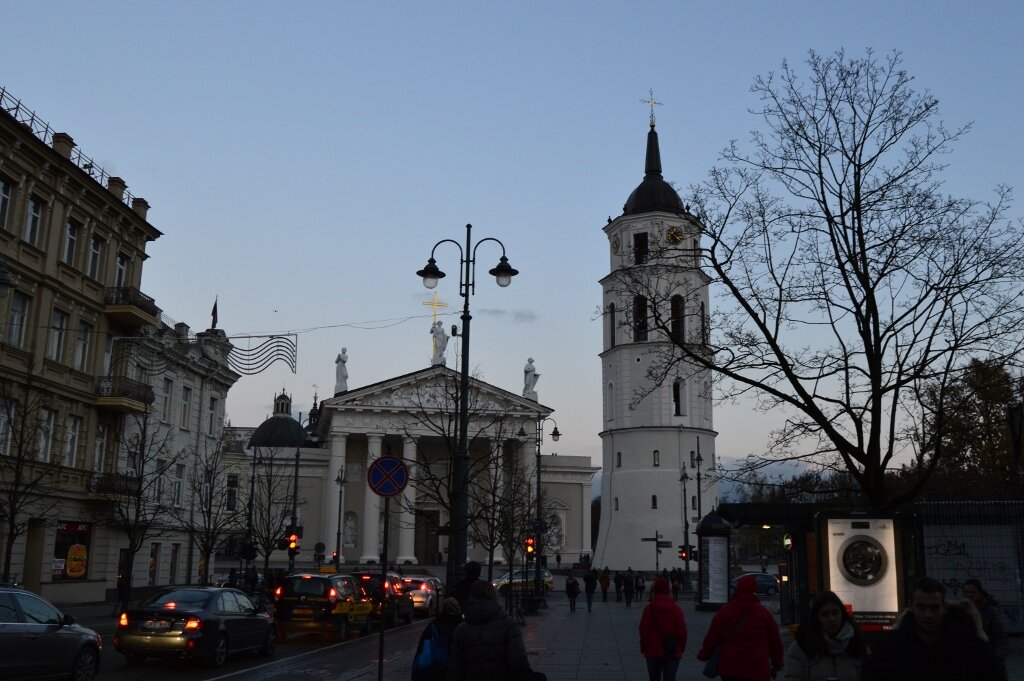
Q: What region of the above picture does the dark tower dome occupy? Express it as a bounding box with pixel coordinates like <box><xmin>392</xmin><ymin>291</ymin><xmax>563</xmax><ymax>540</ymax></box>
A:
<box><xmin>248</xmin><ymin>389</ymin><xmax>307</xmax><ymax>448</ymax></box>
<box><xmin>623</xmin><ymin>123</ymin><xmax>684</xmax><ymax>216</ymax></box>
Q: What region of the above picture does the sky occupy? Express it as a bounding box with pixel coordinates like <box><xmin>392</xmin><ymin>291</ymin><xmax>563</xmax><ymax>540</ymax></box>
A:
<box><xmin>2</xmin><ymin>1</ymin><xmax>1021</xmax><ymax>468</ymax></box>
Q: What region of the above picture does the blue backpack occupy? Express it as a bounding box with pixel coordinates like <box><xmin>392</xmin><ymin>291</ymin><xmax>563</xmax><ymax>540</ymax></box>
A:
<box><xmin>413</xmin><ymin>623</ymin><xmax>449</xmax><ymax>674</ymax></box>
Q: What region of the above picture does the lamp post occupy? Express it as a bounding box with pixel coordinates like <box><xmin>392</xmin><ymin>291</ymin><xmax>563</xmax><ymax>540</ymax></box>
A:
<box><xmin>246</xmin><ymin>449</ymin><xmax>260</xmax><ymax>571</ymax></box>
<box><xmin>289</xmin><ymin>411</ymin><xmax>320</xmax><ymax>572</ymax></box>
<box><xmin>334</xmin><ymin>468</ymin><xmax>347</xmax><ymax>569</ymax></box>
<box><xmin>679</xmin><ymin>467</ymin><xmax>691</xmax><ymax>591</ymax></box>
<box><xmin>695</xmin><ymin>439</ymin><xmax>704</xmax><ymax>524</ymax></box>
<box><xmin>520</xmin><ymin>419</ymin><xmax>560</xmax><ymax>599</ymax></box>
<box><xmin>416</xmin><ymin>223</ymin><xmax>518</xmax><ymax>584</ymax></box>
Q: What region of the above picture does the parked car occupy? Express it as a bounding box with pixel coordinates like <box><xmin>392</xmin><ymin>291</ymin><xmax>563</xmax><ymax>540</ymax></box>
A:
<box><xmin>350</xmin><ymin>571</ymin><xmax>414</xmax><ymax>627</ymax></box>
<box><xmin>729</xmin><ymin>572</ymin><xmax>781</xmax><ymax>596</ymax></box>
<box><xmin>401</xmin><ymin>576</ymin><xmax>444</xmax><ymax>616</ymax></box>
<box><xmin>0</xmin><ymin>586</ymin><xmax>102</xmax><ymax>680</ymax></box>
<box><xmin>492</xmin><ymin>569</ymin><xmax>554</xmax><ymax>594</ymax></box>
<box><xmin>273</xmin><ymin>573</ymin><xmax>372</xmax><ymax>641</ymax></box>
<box><xmin>113</xmin><ymin>587</ymin><xmax>275</xmax><ymax>667</ymax></box>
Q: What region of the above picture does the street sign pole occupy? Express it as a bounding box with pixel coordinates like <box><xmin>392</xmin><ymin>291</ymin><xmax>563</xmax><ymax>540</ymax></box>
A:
<box><xmin>366</xmin><ymin>456</ymin><xmax>408</xmax><ymax>681</ymax></box>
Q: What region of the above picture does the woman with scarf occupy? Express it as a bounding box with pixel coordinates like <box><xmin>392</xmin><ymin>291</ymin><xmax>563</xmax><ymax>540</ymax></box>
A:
<box><xmin>697</xmin><ymin>574</ymin><xmax>784</xmax><ymax>681</ymax></box>
<box><xmin>784</xmin><ymin>590</ymin><xmax>866</xmax><ymax>681</ymax></box>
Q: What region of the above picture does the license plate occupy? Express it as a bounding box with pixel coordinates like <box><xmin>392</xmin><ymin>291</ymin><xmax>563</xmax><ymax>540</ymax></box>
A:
<box><xmin>349</xmin><ymin>614</ymin><xmax>367</xmax><ymax>624</ymax></box>
<box><xmin>144</xmin><ymin>619</ymin><xmax>170</xmax><ymax>631</ymax></box>
<box><xmin>292</xmin><ymin>608</ymin><xmax>313</xmax><ymax>616</ymax></box>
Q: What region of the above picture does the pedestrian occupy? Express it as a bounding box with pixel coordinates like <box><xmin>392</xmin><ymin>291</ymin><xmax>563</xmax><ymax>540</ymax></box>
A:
<box><xmin>614</xmin><ymin>571</ymin><xmax>624</xmax><ymax>601</ymax></box>
<box><xmin>446</xmin><ymin>581</ymin><xmax>545</xmax><ymax>680</ymax></box>
<box><xmin>583</xmin><ymin>569</ymin><xmax>598</xmax><ymax>613</ymax></box>
<box><xmin>227</xmin><ymin>567</ymin><xmax>238</xmax><ymax>588</ymax></box>
<box><xmin>565</xmin><ymin>573</ymin><xmax>580</xmax><ymax>613</ymax></box>
<box><xmin>697</xmin><ymin>574</ymin><xmax>784</xmax><ymax>681</ymax></box>
<box><xmin>555</xmin><ymin>553</ymin><xmax>561</xmax><ymax>569</ymax></box>
<box><xmin>963</xmin><ymin>578</ymin><xmax>1008</xmax><ymax>681</ymax></box>
<box><xmin>623</xmin><ymin>568</ymin><xmax>636</xmax><ymax>607</ymax></box>
<box><xmin>450</xmin><ymin>560</ymin><xmax>483</xmax><ymax>608</ymax></box>
<box><xmin>413</xmin><ymin>597</ymin><xmax>462</xmax><ymax>681</ymax></box>
<box><xmin>639</xmin><ymin>577</ymin><xmax>687</xmax><ymax>681</ymax></box>
<box><xmin>670</xmin><ymin>574</ymin><xmax>681</xmax><ymax>602</ymax></box>
<box><xmin>784</xmin><ymin>590</ymin><xmax>866</xmax><ymax>681</ymax></box>
<box><xmin>863</xmin><ymin>576</ymin><xmax>999</xmax><ymax>681</ymax></box>
<box><xmin>599</xmin><ymin>569</ymin><xmax>610</xmax><ymax>602</ymax></box>
<box><xmin>636</xmin><ymin>573</ymin><xmax>646</xmax><ymax>601</ymax></box>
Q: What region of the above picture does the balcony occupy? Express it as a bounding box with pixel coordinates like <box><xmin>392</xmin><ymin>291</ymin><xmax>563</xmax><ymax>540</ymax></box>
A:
<box><xmin>88</xmin><ymin>472</ymin><xmax>142</xmax><ymax>499</ymax></box>
<box><xmin>103</xmin><ymin>287</ymin><xmax>161</xmax><ymax>327</ymax></box>
<box><xmin>96</xmin><ymin>376</ymin><xmax>155</xmax><ymax>413</ymax></box>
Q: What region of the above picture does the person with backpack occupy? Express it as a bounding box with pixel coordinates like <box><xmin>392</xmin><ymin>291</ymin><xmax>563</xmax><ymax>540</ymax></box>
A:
<box><xmin>412</xmin><ymin>597</ymin><xmax>462</xmax><ymax>681</ymax></box>
<box><xmin>565</xmin><ymin>572</ymin><xmax>580</xmax><ymax>613</ymax></box>
<box><xmin>639</xmin><ymin>577</ymin><xmax>687</xmax><ymax>681</ymax></box>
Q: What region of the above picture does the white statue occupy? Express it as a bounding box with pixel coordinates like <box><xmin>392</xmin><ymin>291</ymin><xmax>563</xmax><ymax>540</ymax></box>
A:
<box><xmin>335</xmin><ymin>348</ymin><xmax>349</xmax><ymax>393</ymax></box>
<box><xmin>523</xmin><ymin>357</ymin><xmax>540</xmax><ymax>400</ymax></box>
<box><xmin>430</xmin><ymin>321</ymin><xmax>449</xmax><ymax>366</ymax></box>
<box><xmin>343</xmin><ymin>512</ymin><xmax>357</xmax><ymax>547</ymax></box>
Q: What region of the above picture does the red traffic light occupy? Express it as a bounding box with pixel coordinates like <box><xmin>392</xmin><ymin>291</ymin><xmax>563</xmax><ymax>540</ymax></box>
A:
<box><xmin>678</xmin><ymin>547</ymin><xmax>688</xmax><ymax>560</ymax></box>
<box><xmin>288</xmin><ymin>533</ymin><xmax>300</xmax><ymax>550</ymax></box>
<box><xmin>524</xmin><ymin>535</ymin><xmax>536</xmax><ymax>555</ymax></box>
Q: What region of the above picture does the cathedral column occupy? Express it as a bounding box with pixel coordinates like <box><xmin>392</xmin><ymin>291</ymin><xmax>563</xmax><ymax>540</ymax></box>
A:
<box><xmin>396</xmin><ymin>436</ymin><xmax>418</xmax><ymax>564</ymax></box>
<box><xmin>324</xmin><ymin>431</ymin><xmax>348</xmax><ymax>563</ymax></box>
<box><xmin>581</xmin><ymin>477</ymin><xmax>593</xmax><ymax>563</ymax></box>
<box><xmin>359</xmin><ymin>433</ymin><xmax>384</xmax><ymax>563</ymax></box>
<box><xmin>491</xmin><ymin>440</ymin><xmax>507</xmax><ymax>566</ymax></box>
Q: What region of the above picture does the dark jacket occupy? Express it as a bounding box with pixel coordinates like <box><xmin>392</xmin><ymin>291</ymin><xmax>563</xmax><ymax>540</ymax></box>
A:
<box><xmin>639</xmin><ymin>593</ymin><xmax>687</xmax><ymax>659</ymax></box>
<box><xmin>565</xmin><ymin>577</ymin><xmax>580</xmax><ymax>598</ymax></box>
<box><xmin>412</xmin><ymin>613</ymin><xmax>462</xmax><ymax>681</ymax></box>
<box><xmin>863</xmin><ymin>608</ymin><xmax>999</xmax><ymax>681</ymax></box>
<box><xmin>583</xmin><ymin>572</ymin><xmax>597</xmax><ymax>594</ymax></box>
<box><xmin>449</xmin><ymin>577</ymin><xmax>480</xmax><ymax>608</ymax></box>
<box><xmin>446</xmin><ymin>598</ymin><xmax>531</xmax><ymax>681</ymax></box>
<box><xmin>697</xmin><ymin>590</ymin><xmax>783</xmax><ymax>681</ymax></box>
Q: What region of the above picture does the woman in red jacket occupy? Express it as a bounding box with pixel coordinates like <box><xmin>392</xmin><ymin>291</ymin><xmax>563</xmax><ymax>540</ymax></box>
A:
<box><xmin>697</xmin><ymin>574</ymin><xmax>784</xmax><ymax>681</ymax></box>
<box><xmin>639</xmin><ymin>577</ymin><xmax>688</xmax><ymax>681</ymax></box>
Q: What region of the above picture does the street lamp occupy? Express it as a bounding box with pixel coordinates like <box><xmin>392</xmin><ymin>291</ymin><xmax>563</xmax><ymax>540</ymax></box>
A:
<box><xmin>695</xmin><ymin>442</ymin><xmax>704</xmax><ymax>524</ymax></box>
<box><xmin>334</xmin><ymin>468</ymin><xmax>347</xmax><ymax>569</ymax></box>
<box><xmin>416</xmin><ymin>223</ymin><xmax>518</xmax><ymax>584</ymax></box>
<box><xmin>289</xmin><ymin>410</ymin><xmax>321</xmax><ymax>572</ymax></box>
<box><xmin>679</xmin><ymin>467</ymin><xmax>691</xmax><ymax>591</ymax></box>
<box><xmin>519</xmin><ymin>418</ymin><xmax>560</xmax><ymax>599</ymax></box>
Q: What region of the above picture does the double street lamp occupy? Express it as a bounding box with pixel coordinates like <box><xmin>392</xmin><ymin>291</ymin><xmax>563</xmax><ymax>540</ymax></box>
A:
<box><xmin>519</xmin><ymin>418</ymin><xmax>560</xmax><ymax>598</ymax></box>
<box><xmin>417</xmin><ymin>223</ymin><xmax>518</xmax><ymax>583</ymax></box>
<box><xmin>679</xmin><ymin>467</ymin><xmax>691</xmax><ymax>591</ymax></box>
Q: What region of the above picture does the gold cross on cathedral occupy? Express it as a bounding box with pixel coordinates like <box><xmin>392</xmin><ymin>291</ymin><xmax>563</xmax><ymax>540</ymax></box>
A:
<box><xmin>640</xmin><ymin>89</ymin><xmax>663</xmax><ymax>127</ymax></box>
<box><xmin>422</xmin><ymin>291</ymin><xmax>448</xmax><ymax>354</ymax></box>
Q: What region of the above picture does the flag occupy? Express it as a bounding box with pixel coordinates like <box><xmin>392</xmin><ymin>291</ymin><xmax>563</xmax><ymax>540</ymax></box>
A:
<box><xmin>211</xmin><ymin>297</ymin><xmax>218</xmax><ymax>329</ymax></box>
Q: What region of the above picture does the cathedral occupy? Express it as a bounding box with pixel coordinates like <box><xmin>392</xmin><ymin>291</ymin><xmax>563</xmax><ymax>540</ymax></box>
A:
<box><xmin>592</xmin><ymin>119</ymin><xmax>719</xmax><ymax>572</ymax></box>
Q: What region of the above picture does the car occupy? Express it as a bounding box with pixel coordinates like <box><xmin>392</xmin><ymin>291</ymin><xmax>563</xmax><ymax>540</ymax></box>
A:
<box><xmin>113</xmin><ymin>587</ymin><xmax>275</xmax><ymax>667</ymax></box>
<box><xmin>350</xmin><ymin>571</ymin><xmax>414</xmax><ymax>627</ymax></box>
<box><xmin>492</xmin><ymin>569</ymin><xmax>554</xmax><ymax>594</ymax></box>
<box><xmin>273</xmin><ymin>573</ymin><xmax>372</xmax><ymax>641</ymax></box>
<box><xmin>401</xmin><ymin>576</ymin><xmax>444</xmax><ymax>616</ymax></box>
<box><xmin>0</xmin><ymin>586</ymin><xmax>102</xmax><ymax>681</ymax></box>
<box><xmin>729</xmin><ymin>572</ymin><xmax>781</xmax><ymax>596</ymax></box>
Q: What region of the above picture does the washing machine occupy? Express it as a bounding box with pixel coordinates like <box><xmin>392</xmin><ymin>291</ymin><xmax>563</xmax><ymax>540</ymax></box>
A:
<box><xmin>821</xmin><ymin>516</ymin><xmax>902</xmax><ymax>629</ymax></box>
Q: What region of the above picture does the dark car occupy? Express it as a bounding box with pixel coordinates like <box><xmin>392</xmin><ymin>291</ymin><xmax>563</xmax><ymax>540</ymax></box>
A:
<box><xmin>273</xmin><ymin>573</ymin><xmax>373</xmax><ymax>641</ymax></box>
<box><xmin>729</xmin><ymin>572</ymin><xmax>781</xmax><ymax>596</ymax></box>
<box><xmin>351</xmin><ymin>571</ymin><xmax>414</xmax><ymax>627</ymax></box>
<box><xmin>0</xmin><ymin>586</ymin><xmax>102</xmax><ymax>680</ymax></box>
<box><xmin>114</xmin><ymin>587</ymin><xmax>275</xmax><ymax>667</ymax></box>
<box><xmin>400</xmin><ymin>576</ymin><xmax>443</xmax><ymax>616</ymax></box>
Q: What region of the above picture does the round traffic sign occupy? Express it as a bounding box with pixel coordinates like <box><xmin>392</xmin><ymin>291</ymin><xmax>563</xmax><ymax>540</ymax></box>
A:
<box><xmin>367</xmin><ymin>456</ymin><xmax>409</xmax><ymax>497</ymax></box>
<box><xmin>783</xmin><ymin>533</ymin><xmax>793</xmax><ymax>551</ymax></box>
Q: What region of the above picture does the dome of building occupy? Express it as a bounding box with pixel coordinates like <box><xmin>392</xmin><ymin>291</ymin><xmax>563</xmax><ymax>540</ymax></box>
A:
<box><xmin>623</xmin><ymin>124</ymin><xmax>684</xmax><ymax>216</ymax></box>
<box><xmin>247</xmin><ymin>389</ymin><xmax>308</xmax><ymax>448</ymax></box>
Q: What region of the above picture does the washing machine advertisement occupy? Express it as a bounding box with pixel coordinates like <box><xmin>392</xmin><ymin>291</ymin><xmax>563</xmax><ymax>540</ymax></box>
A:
<box><xmin>819</xmin><ymin>515</ymin><xmax>903</xmax><ymax>631</ymax></box>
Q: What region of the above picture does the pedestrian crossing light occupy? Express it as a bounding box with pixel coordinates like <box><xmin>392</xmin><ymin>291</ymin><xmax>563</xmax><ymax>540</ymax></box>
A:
<box><xmin>678</xmin><ymin>545</ymin><xmax>688</xmax><ymax>561</ymax></box>
<box><xmin>524</xmin><ymin>535</ymin><xmax>536</xmax><ymax>557</ymax></box>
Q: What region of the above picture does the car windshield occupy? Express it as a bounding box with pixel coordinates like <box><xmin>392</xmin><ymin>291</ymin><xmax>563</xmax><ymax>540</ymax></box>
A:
<box><xmin>283</xmin><ymin>577</ymin><xmax>330</xmax><ymax>596</ymax></box>
<box><xmin>143</xmin><ymin>590</ymin><xmax>212</xmax><ymax>608</ymax></box>
<box><xmin>402</xmin><ymin>579</ymin><xmax>425</xmax><ymax>590</ymax></box>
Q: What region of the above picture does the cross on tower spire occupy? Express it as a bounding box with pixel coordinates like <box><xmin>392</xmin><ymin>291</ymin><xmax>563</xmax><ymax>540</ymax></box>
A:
<box><xmin>640</xmin><ymin>89</ymin><xmax>663</xmax><ymax>128</ymax></box>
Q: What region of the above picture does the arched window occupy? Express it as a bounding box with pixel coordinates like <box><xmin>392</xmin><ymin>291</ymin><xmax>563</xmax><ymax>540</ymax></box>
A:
<box><xmin>651</xmin><ymin>495</ymin><xmax>658</xmax><ymax>509</ymax></box>
<box><xmin>633</xmin><ymin>296</ymin><xmax>648</xmax><ymax>342</ymax></box>
<box><xmin>608</xmin><ymin>303</ymin><xmax>616</xmax><ymax>348</ymax></box>
<box><xmin>653</xmin><ymin>450</ymin><xmax>660</xmax><ymax>466</ymax></box>
<box><xmin>670</xmin><ymin>295</ymin><xmax>685</xmax><ymax>342</ymax></box>
<box><xmin>614</xmin><ymin>497</ymin><xmax>619</xmax><ymax>511</ymax></box>
<box><xmin>607</xmin><ymin>383</ymin><xmax>615</xmax><ymax>421</ymax></box>
<box><xmin>616</xmin><ymin>451</ymin><xmax>622</xmax><ymax>468</ymax></box>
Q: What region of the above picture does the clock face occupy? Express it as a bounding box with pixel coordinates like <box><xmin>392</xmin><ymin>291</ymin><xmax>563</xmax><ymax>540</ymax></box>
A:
<box><xmin>611</xmin><ymin>235</ymin><xmax>620</xmax><ymax>253</ymax></box>
<box><xmin>666</xmin><ymin>226</ymin><xmax>684</xmax><ymax>245</ymax></box>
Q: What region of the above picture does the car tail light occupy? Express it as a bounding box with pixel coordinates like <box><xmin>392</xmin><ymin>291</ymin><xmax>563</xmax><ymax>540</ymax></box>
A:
<box><xmin>184</xmin><ymin>618</ymin><xmax>201</xmax><ymax>631</ymax></box>
<box><xmin>118</xmin><ymin>612</ymin><xmax>128</xmax><ymax>627</ymax></box>
<box><xmin>422</xmin><ymin>583</ymin><xmax>431</xmax><ymax>592</ymax></box>
<box><xmin>274</xmin><ymin>586</ymin><xmax>283</xmax><ymax>599</ymax></box>
<box><xmin>328</xmin><ymin>587</ymin><xmax>338</xmax><ymax>604</ymax></box>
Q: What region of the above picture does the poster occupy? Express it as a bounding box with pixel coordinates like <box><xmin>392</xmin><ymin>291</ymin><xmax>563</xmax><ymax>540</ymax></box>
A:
<box><xmin>53</xmin><ymin>521</ymin><xmax>92</xmax><ymax>580</ymax></box>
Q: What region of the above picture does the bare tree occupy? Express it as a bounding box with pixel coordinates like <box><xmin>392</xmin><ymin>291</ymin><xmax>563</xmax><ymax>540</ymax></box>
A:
<box><xmin>617</xmin><ymin>49</ymin><xmax>1024</xmax><ymax>509</ymax></box>
<box><xmin>248</xmin><ymin>446</ymin><xmax>297</xmax><ymax>574</ymax></box>
<box><xmin>0</xmin><ymin>380</ymin><xmax>63</xmax><ymax>582</ymax></box>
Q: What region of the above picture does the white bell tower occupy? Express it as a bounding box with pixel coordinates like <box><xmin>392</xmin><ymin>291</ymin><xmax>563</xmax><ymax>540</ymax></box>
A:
<box><xmin>592</xmin><ymin>120</ymin><xmax>719</xmax><ymax>572</ymax></box>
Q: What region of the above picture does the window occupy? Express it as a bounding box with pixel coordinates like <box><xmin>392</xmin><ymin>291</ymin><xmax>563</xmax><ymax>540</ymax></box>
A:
<box><xmin>161</xmin><ymin>379</ymin><xmax>173</xmax><ymax>422</ymax></box>
<box><xmin>47</xmin><ymin>309</ymin><xmax>68</xmax><ymax>361</ymax></box>
<box><xmin>633</xmin><ymin>232</ymin><xmax>649</xmax><ymax>264</ymax></box>
<box><xmin>608</xmin><ymin>303</ymin><xmax>616</xmax><ymax>348</ymax></box>
<box><xmin>651</xmin><ymin>495</ymin><xmax>658</xmax><ymax>509</ymax></box>
<box><xmin>114</xmin><ymin>253</ymin><xmax>129</xmax><ymax>288</ymax></box>
<box><xmin>0</xmin><ymin>176</ymin><xmax>11</xmax><ymax>230</ymax></box>
<box><xmin>207</xmin><ymin>396</ymin><xmax>218</xmax><ymax>435</ymax></box>
<box><xmin>200</xmin><ymin>467</ymin><xmax>211</xmax><ymax>508</ymax></box>
<box><xmin>226</xmin><ymin>474</ymin><xmax>239</xmax><ymax>511</ymax></box>
<box><xmin>73</xmin><ymin>321</ymin><xmax>91</xmax><ymax>371</ymax></box>
<box><xmin>38</xmin><ymin>409</ymin><xmax>56</xmax><ymax>462</ymax></box>
<box><xmin>607</xmin><ymin>383</ymin><xmax>615</xmax><ymax>421</ymax></box>
<box><xmin>0</xmin><ymin>400</ymin><xmax>14</xmax><ymax>456</ymax></box>
<box><xmin>690</xmin><ymin>451</ymin><xmax>696</xmax><ymax>468</ymax></box>
<box><xmin>670</xmin><ymin>295</ymin><xmax>685</xmax><ymax>342</ymax></box>
<box><xmin>691</xmin><ymin>495</ymin><xmax>697</xmax><ymax>511</ymax></box>
<box><xmin>93</xmin><ymin>424</ymin><xmax>107</xmax><ymax>472</ymax></box>
<box><xmin>614</xmin><ymin>497</ymin><xmax>619</xmax><ymax>511</ymax></box>
<box><xmin>102</xmin><ymin>337</ymin><xmax>112</xmax><ymax>374</ymax></box>
<box><xmin>633</xmin><ymin>296</ymin><xmax>648</xmax><ymax>341</ymax></box>
<box><xmin>179</xmin><ymin>386</ymin><xmax>192</xmax><ymax>429</ymax></box>
<box><xmin>173</xmin><ymin>463</ymin><xmax>185</xmax><ymax>506</ymax></box>
<box><xmin>673</xmin><ymin>379</ymin><xmax>687</xmax><ymax>416</ymax></box>
<box><xmin>87</xmin><ymin>235</ymin><xmax>104</xmax><ymax>279</ymax></box>
<box><xmin>62</xmin><ymin>219</ymin><xmax>80</xmax><ymax>265</ymax></box>
<box><xmin>7</xmin><ymin>292</ymin><xmax>28</xmax><ymax>348</ymax></box>
<box><xmin>63</xmin><ymin>415</ymin><xmax>81</xmax><ymax>467</ymax></box>
<box><xmin>653</xmin><ymin>450</ymin><xmax>660</xmax><ymax>466</ymax></box>
<box><xmin>616</xmin><ymin>451</ymin><xmax>622</xmax><ymax>468</ymax></box>
<box><xmin>23</xmin><ymin>197</ymin><xmax>43</xmax><ymax>246</ymax></box>
<box><xmin>155</xmin><ymin>458</ymin><xmax>166</xmax><ymax>501</ymax></box>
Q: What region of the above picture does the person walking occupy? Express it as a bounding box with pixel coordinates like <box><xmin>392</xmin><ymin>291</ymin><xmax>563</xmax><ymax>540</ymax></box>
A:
<box><xmin>446</xmin><ymin>581</ymin><xmax>545</xmax><ymax>681</ymax></box>
<box><xmin>636</xmin><ymin>573</ymin><xmax>646</xmax><ymax>602</ymax></box>
<box><xmin>599</xmin><ymin>569</ymin><xmax>610</xmax><ymax>602</ymax></box>
<box><xmin>583</xmin><ymin>569</ymin><xmax>598</xmax><ymax>613</ymax></box>
<box><xmin>639</xmin><ymin>577</ymin><xmax>688</xmax><ymax>681</ymax></box>
<box><xmin>413</xmin><ymin>597</ymin><xmax>462</xmax><ymax>681</ymax></box>
<box><xmin>697</xmin><ymin>574</ymin><xmax>784</xmax><ymax>681</ymax></box>
<box><xmin>565</xmin><ymin>573</ymin><xmax>580</xmax><ymax>613</ymax></box>
<box><xmin>614</xmin><ymin>571</ymin><xmax>624</xmax><ymax>601</ymax></box>
<box><xmin>623</xmin><ymin>568</ymin><xmax>636</xmax><ymax>607</ymax></box>
<box><xmin>450</xmin><ymin>561</ymin><xmax>483</xmax><ymax>608</ymax></box>
<box><xmin>784</xmin><ymin>590</ymin><xmax>866</xmax><ymax>681</ymax></box>
<box><xmin>963</xmin><ymin>578</ymin><xmax>1008</xmax><ymax>681</ymax></box>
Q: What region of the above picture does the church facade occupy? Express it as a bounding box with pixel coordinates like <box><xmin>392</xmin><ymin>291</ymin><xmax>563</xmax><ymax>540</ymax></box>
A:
<box><xmin>592</xmin><ymin>121</ymin><xmax>720</xmax><ymax>572</ymax></box>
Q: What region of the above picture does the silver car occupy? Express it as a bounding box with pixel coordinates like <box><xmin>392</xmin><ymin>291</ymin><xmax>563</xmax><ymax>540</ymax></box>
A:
<box><xmin>0</xmin><ymin>586</ymin><xmax>102</xmax><ymax>680</ymax></box>
<box><xmin>400</xmin><ymin>576</ymin><xmax>444</xmax><ymax>616</ymax></box>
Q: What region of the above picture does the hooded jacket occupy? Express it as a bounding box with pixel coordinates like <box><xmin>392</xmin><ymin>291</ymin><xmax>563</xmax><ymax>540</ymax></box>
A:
<box><xmin>639</xmin><ymin>577</ymin><xmax>688</xmax><ymax>659</ymax></box>
<box><xmin>446</xmin><ymin>597</ymin><xmax>531</xmax><ymax>681</ymax></box>
<box><xmin>697</xmin><ymin>575</ymin><xmax>784</xmax><ymax>681</ymax></box>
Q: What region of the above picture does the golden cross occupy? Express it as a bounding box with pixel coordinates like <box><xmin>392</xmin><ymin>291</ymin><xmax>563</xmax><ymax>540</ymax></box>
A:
<box><xmin>640</xmin><ymin>89</ymin><xmax>663</xmax><ymax>127</ymax></box>
<box><xmin>422</xmin><ymin>291</ymin><xmax>448</xmax><ymax>354</ymax></box>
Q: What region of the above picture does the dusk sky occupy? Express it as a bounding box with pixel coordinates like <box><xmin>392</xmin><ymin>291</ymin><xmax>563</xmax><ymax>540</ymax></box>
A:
<box><xmin>4</xmin><ymin>1</ymin><xmax>1021</xmax><ymax>468</ymax></box>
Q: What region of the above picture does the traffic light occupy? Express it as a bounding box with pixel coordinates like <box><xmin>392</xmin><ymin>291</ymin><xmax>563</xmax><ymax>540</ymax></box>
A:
<box><xmin>287</xmin><ymin>532</ymin><xmax>300</xmax><ymax>558</ymax></box>
<box><xmin>331</xmin><ymin>550</ymin><xmax>338</xmax><ymax>563</ymax></box>
<box><xmin>277</xmin><ymin>537</ymin><xmax>289</xmax><ymax>551</ymax></box>
<box><xmin>678</xmin><ymin>545</ymin><xmax>688</xmax><ymax>561</ymax></box>
<box><xmin>524</xmin><ymin>535</ymin><xmax>536</xmax><ymax>557</ymax></box>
